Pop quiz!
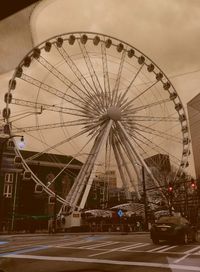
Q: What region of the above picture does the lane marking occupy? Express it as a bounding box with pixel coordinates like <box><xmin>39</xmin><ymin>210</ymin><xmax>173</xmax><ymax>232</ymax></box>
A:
<box><xmin>147</xmin><ymin>245</ymin><xmax>170</xmax><ymax>252</ymax></box>
<box><xmin>55</xmin><ymin>239</ymin><xmax>94</xmax><ymax>247</ymax></box>
<box><xmin>183</xmin><ymin>246</ymin><xmax>200</xmax><ymax>255</ymax></box>
<box><xmin>3</xmin><ymin>254</ymin><xmax>200</xmax><ymax>271</ymax></box>
<box><xmin>0</xmin><ymin>245</ymin><xmax>50</xmax><ymax>257</ymax></box>
<box><xmin>173</xmin><ymin>246</ymin><xmax>200</xmax><ymax>264</ymax></box>
<box><xmin>80</xmin><ymin>241</ymin><xmax>119</xmax><ymax>249</ymax></box>
<box><xmin>121</xmin><ymin>243</ymin><xmax>150</xmax><ymax>251</ymax></box>
<box><xmin>89</xmin><ymin>243</ymin><xmax>145</xmax><ymax>257</ymax></box>
<box><xmin>157</xmin><ymin>245</ymin><xmax>177</xmax><ymax>253</ymax></box>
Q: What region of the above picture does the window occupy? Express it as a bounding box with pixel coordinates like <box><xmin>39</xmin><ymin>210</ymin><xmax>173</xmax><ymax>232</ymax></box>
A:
<box><xmin>7</xmin><ymin>140</ymin><xmax>14</xmax><ymax>148</ymax></box>
<box><xmin>4</xmin><ymin>173</ymin><xmax>14</xmax><ymax>183</ymax></box>
<box><xmin>3</xmin><ymin>183</ymin><xmax>13</xmax><ymax>198</ymax></box>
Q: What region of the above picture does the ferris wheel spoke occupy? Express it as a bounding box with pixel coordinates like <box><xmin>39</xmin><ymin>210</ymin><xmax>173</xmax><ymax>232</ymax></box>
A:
<box><xmin>132</xmin><ymin>122</ymin><xmax>182</xmax><ymax>143</ymax></box>
<box><xmin>24</xmin><ymin>125</ymin><xmax>98</xmax><ymax>162</ymax></box>
<box><xmin>117</xmin><ymin>63</ymin><xmax>145</xmax><ymax>107</ymax></box>
<box><xmin>78</xmin><ymin>40</ymin><xmax>105</xmax><ymax>110</ymax></box>
<box><xmin>12</xmin><ymin>118</ymin><xmax>95</xmax><ymax>134</ymax></box>
<box><xmin>129</xmin><ymin>115</ymin><xmax>179</xmax><ymax>122</ymax></box>
<box><xmin>133</xmin><ymin>129</ymin><xmax>181</xmax><ymax>165</ymax></box>
<box><xmin>11</xmin><ymin>97</ymin><xmax>95</xmax><ymax>116</ymax></box>
<box><xmin>112</xmin><ymin>50</ymin><xmax>126</xmax><ymax>106</ymax></box>
<box><xmin>132</xmin><ymin>133</ymin><xmax>181</xmax><ymax>168</ymax></box>
<box><xmin>118</xmin><ymin>122</ymin><xmax>167</xmax><ymax>199</ymax></box>
<box><xmin>120</xmin><ymin>81</ymin><xmax>158</xmax><ymax>110</ymax></box>
<box><xmin>37</xmin><ymin>55</ymin><xmax>97</xmax><ymax>105</ymax></box>
<box><xmin>8</xmin><ymin>111</ymin><xmax>40</xmax><ymax>123</ymax></box>
<box><xmin>101</xmin><ymin>42</ymin><xmax>111</xmax><ymax>108</ymax></box>
<box><xmin>47</xmin><ymin>131</ymin><xmax>96</xmax><ymax>189</ymax></box>
<box><xmin>54</xmin><ymin>45</ymin><xmax>102</xmax><ymax>112</ymax></box>
<box><xmin>121</xmin><ymin>98</ymin><xmax>171</xmax><ymax>115</ymax></box>
<box><xmin>20</xmin><ymin>73</ymin><xmax>95</xmax><ymax>115</ymax></box>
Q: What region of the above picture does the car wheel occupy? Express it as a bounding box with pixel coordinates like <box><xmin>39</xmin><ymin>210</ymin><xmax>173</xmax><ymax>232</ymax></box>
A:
<box><xmin>152</xmin><ymin>238</ymin><xmax>159</xmax><ymax>245</ymax></box>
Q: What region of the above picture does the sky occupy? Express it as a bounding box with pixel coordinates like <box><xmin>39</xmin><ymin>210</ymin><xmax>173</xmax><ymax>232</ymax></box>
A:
<box><xmin>0</xmin><ymin>0</ymin><xmax>200</xmax><ymax>178</ymax></box>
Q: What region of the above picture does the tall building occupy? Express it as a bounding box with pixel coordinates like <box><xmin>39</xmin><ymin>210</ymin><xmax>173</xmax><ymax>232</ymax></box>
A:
<box><xmin>187</xmin><ymin>93</ymin><xmax>200</xmax><ymax>179</ymax></box>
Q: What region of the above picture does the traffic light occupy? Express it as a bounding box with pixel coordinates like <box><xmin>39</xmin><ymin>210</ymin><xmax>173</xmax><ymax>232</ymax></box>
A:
<box><xmin>168</xmin><ymin>183</ymin><xmax>173</xmax><ymax>193</ymax></box>
<box><xmin>191</xmin><ymin>179</ymin><xmax>196</xmax><ymax>189</ymax></box>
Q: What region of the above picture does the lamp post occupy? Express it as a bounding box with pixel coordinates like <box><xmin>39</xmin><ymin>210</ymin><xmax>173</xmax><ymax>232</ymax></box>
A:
<box><xmin>0</xmin><ymin>134</ymin><xmax>24</xmax><ymax>231</ymax></box>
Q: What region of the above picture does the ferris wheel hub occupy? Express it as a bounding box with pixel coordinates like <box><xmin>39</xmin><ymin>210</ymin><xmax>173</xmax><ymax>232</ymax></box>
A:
<box><xmin>107</xmin><ymin>106</ymin><xmax>121</xmax><ymax>121</ymax></box>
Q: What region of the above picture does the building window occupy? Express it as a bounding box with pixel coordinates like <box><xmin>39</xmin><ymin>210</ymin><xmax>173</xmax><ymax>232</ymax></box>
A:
<box><xmin>3</xmin><ymin>183</ymin><xmax>13</xmax><ymax>198</ymax></box>
<box><xmin>4</xmin><ymin>173</ymin><xmax>14</xmax><ymax>183</ymax></box>
<box><xmin>7</xmin><ymin>140</ymin><xmax>14</xmax><ymax>148</ymax></box>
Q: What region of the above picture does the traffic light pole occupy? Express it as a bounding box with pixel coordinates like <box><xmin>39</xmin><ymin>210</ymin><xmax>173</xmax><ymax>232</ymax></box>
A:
<box><xmin>142</xmin><ymin>166</ymin><xmax>148</xmax><ymax>231</ymax></box>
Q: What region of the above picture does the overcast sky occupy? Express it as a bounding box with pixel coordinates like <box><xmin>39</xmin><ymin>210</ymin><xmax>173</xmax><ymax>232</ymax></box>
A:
<box><xmin>0</xmin><ymin>0</ymin><xmax>200</xmax><ymax>177</ymax></box>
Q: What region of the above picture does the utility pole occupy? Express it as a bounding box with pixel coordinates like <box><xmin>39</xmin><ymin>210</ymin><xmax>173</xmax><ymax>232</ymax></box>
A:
<box><xmin>142</xmin><ymin>166</ymin><xmax>148</xmax><ymax>231</ymax></box>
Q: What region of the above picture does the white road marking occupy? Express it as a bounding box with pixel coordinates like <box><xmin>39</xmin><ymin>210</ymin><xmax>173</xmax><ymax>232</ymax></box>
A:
<box><xmin>121</xmin><ymin>243</ymin><xmax>150</xmax><ymax>251</ymax></box>
<box><xmin>157</xmin><ymin>245</ymin><xmax>177</xmax><ymax>253</ymax></box>
<box><xmin>183</xmin><ymin>246</ymin><xmax>200</xmax><ymax>255</ymax></box>
<box><xmin>173</xmin><ymin>246</ymin><xmax>200</xmax><ymax>264</ymax></box>
<box><xmin>55</xmin><ymin>239</ymin><xmax>93</xmax><ymax>247</ymax></box>
<box><xmin>79</xmin><ymin>241</ymin><xmax>119</xmax><ymax>249</ymax></box>
<box><xmin>89</xmin><ymin>243</ymin><xmax>146</xmax><ymax>257</ymax></box>
<box><xmin>3</xmin><ymin>254</ymin><xmax>200</xmax><ymax>271</ymax></box>
<box><xmin>147</xmin><ymin>245</ymin><xmax>170</xmax><ymax>252</ymax></box>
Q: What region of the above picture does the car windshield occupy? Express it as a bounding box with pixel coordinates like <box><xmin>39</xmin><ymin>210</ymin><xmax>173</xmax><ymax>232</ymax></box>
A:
<box><xmin>157</xmin><ymin>216</ymin><xmax>181</xmax><ymax>224</ymax></box>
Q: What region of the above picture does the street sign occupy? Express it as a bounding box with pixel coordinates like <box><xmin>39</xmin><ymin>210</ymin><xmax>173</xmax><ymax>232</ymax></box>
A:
<box><xmin>117</xmin><ymin>209</ymin><xmax>124</xmax><ymax>217</ymax></box>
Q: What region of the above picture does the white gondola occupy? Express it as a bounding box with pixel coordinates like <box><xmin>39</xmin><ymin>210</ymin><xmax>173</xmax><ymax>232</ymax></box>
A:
<box><xmin>23</xmin><ymin>171</ymin><xmax>31</xmax><ymax>180</ymax></box>
<box><xmin>35</xmin><ymin>184</ymin><xmax>43</xmax><ymax>193</ymax></box>
<box><xmin>48</xmin><ymin>196</ymin><xmax>56</xmax><ymax>204</ymax></box>
<box><xmin>14</xmin><ymin>156</ymin><xmax>22</xmax><ymax>165</ymax></box>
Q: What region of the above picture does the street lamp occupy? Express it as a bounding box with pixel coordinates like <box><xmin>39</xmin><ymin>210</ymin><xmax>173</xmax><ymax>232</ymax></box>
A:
<box><xmin>0</xmin><ymin>134</ymin><xmax>24</xmax><ymax>232</ymax></box>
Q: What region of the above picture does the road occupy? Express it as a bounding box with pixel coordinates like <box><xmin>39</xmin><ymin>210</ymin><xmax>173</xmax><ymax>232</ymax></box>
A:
<box><xmin>0</xmin><ymin>233</ymin><xmax>200</xmax><ymax>272</ymax></box>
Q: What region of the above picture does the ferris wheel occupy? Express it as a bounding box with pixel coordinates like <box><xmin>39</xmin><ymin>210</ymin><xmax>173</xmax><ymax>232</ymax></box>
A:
<box><xmin>3</xmin><ymin>31</ymin><xmax>190</xmax><ymax>213</ymax></box>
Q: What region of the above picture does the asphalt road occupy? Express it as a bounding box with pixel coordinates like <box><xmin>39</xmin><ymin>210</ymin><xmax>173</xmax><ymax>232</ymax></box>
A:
<box><xmin>0</xmin><ymin>233</ymin><xmax>200</xmax><ymax>272</ymax></box>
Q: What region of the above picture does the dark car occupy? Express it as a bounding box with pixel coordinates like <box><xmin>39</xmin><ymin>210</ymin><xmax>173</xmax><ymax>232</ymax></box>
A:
<box><xmin>150</xmin><ymin>216</ymin><xmax>197</xmax><ymax>244</ymax></box>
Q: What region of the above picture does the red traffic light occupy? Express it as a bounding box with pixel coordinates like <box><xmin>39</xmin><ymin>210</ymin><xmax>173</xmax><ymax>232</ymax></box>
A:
<box><xmin>191</xmin><ymin>179</ymin><xmax>196</xmax><ymax>189</ymax></box>
<box><xmin>168</xmin><ymin>183</ymin><xmax>173</xmax><ymax>193</ymax></box>
<box><xmin>168</xmin><ymin>186</ymin><xmax>173</xmax><ymax>192</ymax></box>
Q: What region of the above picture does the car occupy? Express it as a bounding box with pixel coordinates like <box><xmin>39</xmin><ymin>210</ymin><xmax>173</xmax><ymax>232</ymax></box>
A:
<box><xmin>150</xmin><ymin>216</ymin><xmax>197</xmax><ymax>244</ymax></box>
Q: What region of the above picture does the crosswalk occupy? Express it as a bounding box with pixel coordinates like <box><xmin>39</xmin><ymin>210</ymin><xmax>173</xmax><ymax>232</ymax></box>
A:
<box><xmin>53</xmin><ymin>239</ymin><xmax>200</xmax><ymax>256</ymax></box>
<box><xmin>1</xmin><ymin>235</ymin><xmax>200</xmax><ymax>258</ymax></box>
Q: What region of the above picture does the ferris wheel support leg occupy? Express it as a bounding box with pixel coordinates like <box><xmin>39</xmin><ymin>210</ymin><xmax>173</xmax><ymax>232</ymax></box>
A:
<box><xmin>65</xmin><ymin>134</ymin><xmax>100</xmax><ymax>205</ymax></box>
<box><xmin>112</xmin><ymin>140</ymin><xmax>132</xmax><ymax>201</ymax></box>
<box><xmin>117</xmin><ymin>132</ymin><xmax>152</xmax><ymax>203</ymax></box>
<box><xmin>114</xmin><ymin>139</ymin><xmax>141</xmax><ymax>199</ymax></box>
<box><xmin>73</xmin><ymin>121</ymin><xmax>113</xmax><ymax>210</ymax></box>
<box><xmin>117</xmin><ymin>130</ymin><xmax>142</xmax><ymax>194</ymax></box>
<box><xmin>118</xmin><ymin>121</ymin><xmax>166</xmax><ymax>201</ymax></box>
<box><xmin>65</xmin><ymin>123</ymin><xmax>109</xmax><ymax>206</ymax></box>
<box><xmin>76</xmin><ymin>120</ymin><xmax>113</xmax><ymax>210</ymax></box>
<box><xmin>69</xmin><ymin>126</ymin><xmax>108</xmax><ymax>204</ymax></box>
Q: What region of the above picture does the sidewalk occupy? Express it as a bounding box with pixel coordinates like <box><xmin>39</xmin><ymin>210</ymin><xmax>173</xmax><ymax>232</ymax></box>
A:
<box><xmin>0</xmin><ymin>231</ymin><xmax>149</xmax><ymax>238</ymax></box>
